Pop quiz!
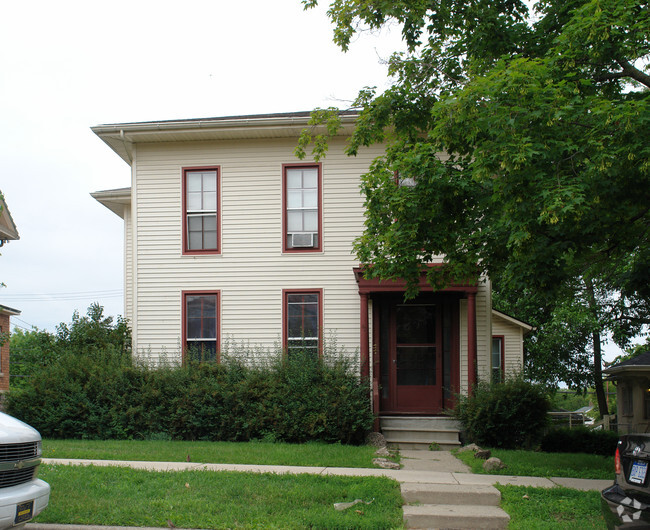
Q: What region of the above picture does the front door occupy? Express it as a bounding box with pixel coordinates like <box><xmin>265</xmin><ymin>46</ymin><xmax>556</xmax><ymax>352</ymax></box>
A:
<box><xmin>378</xmin><ymin>297</ymin><xmax>443</xmax><ymax>413</ymax></box>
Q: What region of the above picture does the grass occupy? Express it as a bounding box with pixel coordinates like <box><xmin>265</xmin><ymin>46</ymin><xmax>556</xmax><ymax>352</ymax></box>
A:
<box><xmin>497</xmin><ymin>485</ymin><xmax>606</xmax><ymax>529</ymax></box>
<box><xmin>454</xmin><ymin>448</ymin><xmax>614</xmax><ymax>480</ymax></box>
<box><xmin>35</xmin><ymin>464</ymin><xmax>405</xmax><ymax>529</ymax></box>
<box><xmin>43</xmin><ymin>439</ymin><xmax>387</xmax><ymax>468</ymax></box>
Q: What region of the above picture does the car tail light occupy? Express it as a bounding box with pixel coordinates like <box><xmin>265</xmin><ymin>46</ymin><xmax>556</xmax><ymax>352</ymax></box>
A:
<box><xmin>615</xmin><ymin>447</ymin><xmax>621</xmax><ymax>475</ymax></box>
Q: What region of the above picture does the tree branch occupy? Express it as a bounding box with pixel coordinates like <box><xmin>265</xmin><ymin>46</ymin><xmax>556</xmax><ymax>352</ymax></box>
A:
<box><xmin>616</xmin><ymin>58</ymin><xmax>650</xmax><ymax>89</ymax></box>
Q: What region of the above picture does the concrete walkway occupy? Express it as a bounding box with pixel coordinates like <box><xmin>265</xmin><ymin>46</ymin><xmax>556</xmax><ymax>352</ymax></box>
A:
<box><xmin>41</xmin><ymin>452</ymin><xmax>613</xmax><ymax>491</ymax></box>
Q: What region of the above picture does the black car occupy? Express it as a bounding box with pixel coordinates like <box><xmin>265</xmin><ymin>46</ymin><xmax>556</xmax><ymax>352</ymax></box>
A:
<box><xmin>602</xmin><ymin>434</ymin><xmax>650</xmax><ymax>528</ymax></box>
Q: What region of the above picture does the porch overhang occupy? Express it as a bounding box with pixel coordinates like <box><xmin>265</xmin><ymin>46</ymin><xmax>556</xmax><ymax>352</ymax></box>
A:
<box><xmin>353</xmin><ymin>266</ymin><xmax>478</xmax><ymax>294</ymax></box>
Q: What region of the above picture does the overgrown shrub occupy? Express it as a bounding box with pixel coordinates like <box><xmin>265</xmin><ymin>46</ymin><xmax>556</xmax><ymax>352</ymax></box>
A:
<box><xmin>6</xmin><ymin>314</ymin><xmax>373</xmax><ymax>444</ymax></box>
<box><xmin>540</xmin><ymin>427</ymin><xmax>618</xmax><ymax>456</ymax></box>
<box><xmin>453</xmin><ymin>377</ymin><xmax>551</xmax><ymax>449</ymax></box>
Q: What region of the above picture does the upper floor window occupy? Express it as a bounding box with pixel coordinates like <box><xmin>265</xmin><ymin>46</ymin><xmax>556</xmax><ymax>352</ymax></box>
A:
<box><xmin>183</xmin><ymin>291</ymin><xmax>219</xmax><ymax>362</ymax></box>
<box><xmin>283</xmin><ymin>164</ymin><xmax>321</xmax><ymax>252</ymax></box>
<box><xmin>183</xmin><ymin>167</ymin><xmax>220</xmax><ymax>254</ymax></box>
<box><xmin>284</xmin><ymin>290</ymin><xmax>321</xmax><ymax>357</ymax></box>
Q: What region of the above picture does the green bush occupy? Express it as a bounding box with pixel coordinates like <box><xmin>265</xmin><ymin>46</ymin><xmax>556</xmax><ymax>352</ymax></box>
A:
<box><xmin>454</xmin><ymin>378</ymin><xmax>551</xmax><ymax>449</ymax></box>
<box><xmin>540</xmin><ymin>427</ymin><xmax>618</xmax><ymax>456</ymax></box>
<box><xmin>6</xmin><ymin>316</ymin><xmax>373</xmax><ymax>445</ymax></box>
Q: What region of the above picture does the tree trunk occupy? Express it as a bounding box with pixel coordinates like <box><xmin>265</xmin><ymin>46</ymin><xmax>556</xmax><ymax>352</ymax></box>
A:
<box><xmin>586</xmin><ymin>278</ymin><xmax>609</xmax><ymax>418</ymax></box>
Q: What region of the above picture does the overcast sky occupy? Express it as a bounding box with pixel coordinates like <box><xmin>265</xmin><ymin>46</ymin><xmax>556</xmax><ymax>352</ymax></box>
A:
<box><xmin>0</xmin><ymin>0</ymin><xmax>630</xmax><ymax>361</ymax></box>
<box><xmin>0</xmin><ymin>0</ymin><xmax>402</xmax><ymax>331</ymax></box>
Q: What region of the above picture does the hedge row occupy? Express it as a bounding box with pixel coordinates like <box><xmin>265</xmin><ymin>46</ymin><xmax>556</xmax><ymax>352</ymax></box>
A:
<box><xmin>6</xmin><ymin>350</ymin><xmax>374</xmax><ymax>444</ymax></box>
<box><xmin>540</xmin><ymin>426</ymin><xmax>619</xmax><ymax>456</ymax></box>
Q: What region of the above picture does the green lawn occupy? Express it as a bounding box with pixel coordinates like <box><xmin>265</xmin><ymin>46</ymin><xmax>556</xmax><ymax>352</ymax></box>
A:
<box><xmin>36</xmin><ymin>464</ymin><xmax>405</xmax><ymax>529</ymax></box>
<box><xmin>454</xmin><ymin>448</ymin><xmax>615</xmax><ymax>480</ymax></box>
<box><xmin>498</xmin><ymin>485</ymin><xmax>606</xmax><ymax>529</ymax></box>
<box><xmin>43</xmin><ymin>439</ymin><xmax>384</xmax><ymax>468</ymax></box>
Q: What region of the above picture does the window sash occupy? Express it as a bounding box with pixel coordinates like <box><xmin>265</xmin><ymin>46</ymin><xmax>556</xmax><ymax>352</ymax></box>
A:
<box><xmin>286</xmin><ymin>293</ymin><xmax>320</xmax><ymax>353</ymax></box>
<box><xmin>285</xmin><ymin>166</ymin><xmax>319</xmax><ymax>250</ymax></box>
<box><xmin>184</xmin><ymin>169</ymin><xmax>218</xmax><ymax>252</ymax></box>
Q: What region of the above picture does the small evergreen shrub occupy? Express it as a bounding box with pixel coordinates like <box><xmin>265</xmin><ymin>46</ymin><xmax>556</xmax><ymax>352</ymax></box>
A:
<box><xmin>540</xmin><ymin>427</ymin><xmax>618</xmax><ymax>456</ymax></box>
<box><xmin>454</xmin><ymin>378</ymin><xmax>551</xmax><ymax>449</ymax></box>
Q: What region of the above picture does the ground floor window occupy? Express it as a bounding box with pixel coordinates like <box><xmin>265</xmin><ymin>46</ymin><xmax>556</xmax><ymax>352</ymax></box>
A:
<box><xmin>491</xmin><ymin>336</ymin><xmax>504</xmax><ymax>383</ymax></box>
<box><xmin>183</xmin><ymin>291</ymin><xmax>219</xmax><ymax>362</ymax></box>
<box><xmin>284</xmin><ymin>290</ymin><xmax>321</xmax><ymax>357</ymax></box>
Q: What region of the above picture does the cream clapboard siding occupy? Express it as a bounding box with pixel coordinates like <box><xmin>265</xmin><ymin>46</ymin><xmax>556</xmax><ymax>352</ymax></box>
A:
<box><xmin>130</xmin><ymin>136</ymin><xmax>383</xmax><ymax>365</ymax></box>
<box><xmin>124</xmin><ymin>203</ymin><xmax>134</xmax><ymax>325</ymax></box>
<box><xmin>492</xmin><ymin>313</ymin><xmax>525</xmax><ymax>375</ymax></box>
<box><xmin>459</xmin><ymin>279</ymin><xmax>492</xmax><ymax>394</ymax></box>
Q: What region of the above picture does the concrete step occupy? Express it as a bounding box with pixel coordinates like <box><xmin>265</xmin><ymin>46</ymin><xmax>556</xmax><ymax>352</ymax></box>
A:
<box><xmin>401</xmin><ymin>483</ymin><xmax>501</xmax><ymax>506</ymax></box>
<box><xmin>388</xmin><ymin>441</ymin><xmax>461</xmax><ymax>451</ymax></box>
<box><xmin>380</xmin><ymin>416</ymin><xmax>461</xmax><ymax>430</ymax></box>
<box><xmin>382</xmin><ymin>427</ymin><xmax>461</xmax><ymax>443</ymax></box>
<box><xmin>403</xmin><ymin>504</ymin><xmax>510</xmax><ymax>529</ymax></box>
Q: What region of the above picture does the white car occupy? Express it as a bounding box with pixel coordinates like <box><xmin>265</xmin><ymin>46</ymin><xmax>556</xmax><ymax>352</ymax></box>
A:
<box><xmin>0</xmin><ymin>412</ymin><xmax>50</xmax><ymax>529</ymax></box>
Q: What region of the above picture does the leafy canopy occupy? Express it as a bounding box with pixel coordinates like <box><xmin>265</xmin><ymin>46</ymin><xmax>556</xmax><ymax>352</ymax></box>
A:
<box><xmin>298</xmin><ymin>0</ymin><xmax>650</xmax><ymax>304</ymax></box>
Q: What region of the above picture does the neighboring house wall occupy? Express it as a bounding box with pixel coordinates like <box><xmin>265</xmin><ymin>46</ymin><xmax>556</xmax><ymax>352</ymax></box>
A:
<box><xmin>492</xmin><ymin>311</ymin><xmax>526</xmax><ymax>377</ymax></box>
<box><xmin>127</xmin><ymin>136</ymin><xmax>385</xmax><ymax>364</ymax></box>
<box><xmin>615</xmin><ymin>375</ymin><xmax>650</xmax><ymax>434</ymax></box>
<box><xmin>0</xmin><ymin>312</ymin><xmax>9</xmax><ymax>392</ymax></box>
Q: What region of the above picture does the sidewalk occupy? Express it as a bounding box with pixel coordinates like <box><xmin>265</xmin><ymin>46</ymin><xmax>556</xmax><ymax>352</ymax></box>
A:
<box><xmin>42</xmin><ymin>453</ymin><xmax>613</xmax><ymax>491</ymax></box>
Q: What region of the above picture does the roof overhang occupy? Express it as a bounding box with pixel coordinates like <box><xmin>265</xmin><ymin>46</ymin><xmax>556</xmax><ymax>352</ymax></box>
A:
<box><xmin>492</xmin><ymin>309</ymin><xmax>534</xmax><ymax>333</ymax></box>
<box><xmin>0</xmin><ymin>194</ymin><xmax>19</xmax><ymax>242</ymax></box>
<box><xmin>0</xmin><ymin>304</ymin><xmax>20</xmax><ymax>316</ymax></box>
<box><xmin>91</xmin><ymin>111</ymin><xmax>360</xmax><ymax>166</ymax></box>
<box><xmin>353</xmin><ymin>265</ymin><xmax>478</xmax><ymax>295</ymax></box>
<box><xmin>91</xmin><ymin>187</ymin><xmax>131</xmax><ymax>219</ymax></box>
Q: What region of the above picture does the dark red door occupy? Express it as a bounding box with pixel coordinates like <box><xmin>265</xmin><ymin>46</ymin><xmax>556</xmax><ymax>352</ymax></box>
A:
<box><xmin>388</xmin><ymin>302</ymin><xmax>442</xmax><ymax>413</ymax></box>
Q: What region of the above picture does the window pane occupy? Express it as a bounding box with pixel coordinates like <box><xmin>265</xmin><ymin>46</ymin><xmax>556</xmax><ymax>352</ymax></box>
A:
<box><xmin>202</xmin><ymin>172</ymin><xmax>217</xmax><ymax>192</ymax></box>
<box><xmin>287</xmin><ymin>211</ymin><xmax>303</xmax><ymax>232</ymax></box>
<box><xmin>201</xmin><ymin>296</ymin><xmax>217</xmax><ymax>318</ymax></box>
<box><xmin>203</xmin><ymin>318</ymin><xmax>216</xmax><ymax>338</ymax></box>
<box><xmin>203</xmin><ymin>215</ymin><xmax>217</xmax><ymax>231</ymax></box>
<box><xmin>188</xmin><ymin>216</ymin><xmax>202</xmax><ymax>230</ymax></box>
<box><xmin>187</xmin><ymin>296</ymin><xmax>203</xmax><ymax>317</ymax></box>
<box><xmin>492</xmin><ymin>338</ymin><xmax>502</xmax><ymax>369</ymax></box>
<box><xmin>287</xmin><ymin>190</ymin><xmax>302</xmax><ymax>209</ymax></box>
<box><xmin>204</xmin><ymin>230</ymin><xmax>217</xmax><ymax>250</ymax></box>
<box><xmin>303</xmin><ymin>190</ymin><xmax>317</xmax><ymax>208</ymax></box>
<box><xmin>187</xmin><ymin>173</ymin><xmax>202</xmax><ymax>192</ymax></box>
<box><xmin>187</xmin><ymin>191</ymin><xmax>202</xmax><ymax>211</ymax></box>
<box><xmin>302</xmin><ymin>168</ymin><xmax>318</xmax><ymax>188</ymax></box>
<box><xmin>203</xmin><ymin>192</ymin><xmax>217</xmax><ymax>211</ymax></box>
<box><xmin>303</xmin><ymin>210</ymin><xmax>318</xmax><ymax>232</ymax></box>
<box><xmin>189</xmin><ymin>232</ymin><xmax>202</xmax><ymax>249</ymax></box>
<box><xmin>396</xmin><ymin>305</ymin><xmax>435</xmax><ymax>344</ymax></box>
<box><xmin>286</xmin><ymin>169</ymin><xmax>302</xmax><ymax>189</ymax></box>
<box><xmin>187</xmin><ymin>318</ymin><xmax>201</xmax><ymax>338</ymax></box>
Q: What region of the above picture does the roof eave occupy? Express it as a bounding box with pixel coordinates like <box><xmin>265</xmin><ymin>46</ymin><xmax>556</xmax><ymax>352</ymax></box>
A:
<box><xmin>91</xmin><ymin>188</ymin><xmax>131</xmax><ymax>219</ymax></box>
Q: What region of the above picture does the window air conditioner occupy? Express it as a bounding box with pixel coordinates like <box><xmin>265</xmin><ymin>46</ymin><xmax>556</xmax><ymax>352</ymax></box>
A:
<box><xmin>291</xmin><ymin>233</ymin><xmax>315</xmax><ymax>247</ymax></box>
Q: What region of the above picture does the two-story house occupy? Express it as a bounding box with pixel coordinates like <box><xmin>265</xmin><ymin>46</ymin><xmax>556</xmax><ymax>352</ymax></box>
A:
<box><xmin>1</xmin><ymin>192</ymin><xmax>21</xmax><ymax>394</ymax></box>
<box><xmin>92</xmin><ymin>111</ymin><xmax>531</xmax><ymax>447</ymax></box>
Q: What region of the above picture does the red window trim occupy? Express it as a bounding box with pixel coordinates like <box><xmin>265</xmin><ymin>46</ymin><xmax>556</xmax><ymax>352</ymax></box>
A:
<box><xmin>182</xmin><ymin>166</ymin><xmax>222</xmax><ymax>255</ymax></box>
<box><xmin>282</xmin><ymin>288</ymin><xmax>323</xmax><ymax>355</ymax></box>
<box><xmin>282</xmin><ymin>163</ymin><xmax>322</xmax><ymax>253</ymax></box>
<box><xmin>181</xmin><ymin>290</ymin><xmax>221</xmax><ymax>363</ymax></box>
<box><xmin>492</xmin><ymin>335</ymin><xmax>505</xmax><ymax>374</ymax></box>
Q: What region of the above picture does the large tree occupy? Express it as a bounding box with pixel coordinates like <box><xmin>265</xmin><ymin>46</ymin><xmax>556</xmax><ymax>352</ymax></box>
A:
<box><xmin>297</xmin><ymin>0</ymin><xmax>650</xmax><ymax>416</ymax></box>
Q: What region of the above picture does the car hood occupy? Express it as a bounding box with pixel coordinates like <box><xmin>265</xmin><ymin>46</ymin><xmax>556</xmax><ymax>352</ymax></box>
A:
<box><xmin>0</xmin><ymin>412</ymin><xmax>42</xmax><ymax>443</ymax></box>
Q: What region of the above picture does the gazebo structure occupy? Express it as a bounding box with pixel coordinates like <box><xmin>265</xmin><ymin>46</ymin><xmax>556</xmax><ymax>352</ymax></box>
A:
<box><xmin>604</xmin><ymin>351</ymin><xmax>650</xmax><ymax>434</ymax></box>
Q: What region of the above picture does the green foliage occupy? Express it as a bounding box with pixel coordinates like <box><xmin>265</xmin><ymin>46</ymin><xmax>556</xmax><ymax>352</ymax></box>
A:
<box><xmin>9</xmin><ymin>303</ymin><xmax>131</xmax><ymax>389</ymax></box>
<box><xmin>6</xmin><ymin>326</ymin><xmax>374</xmax><ymax>444</ymax></box>
<box><xmin>454</xmin><ymin>378</ymin><xmax>551</xmax><ymax>449</ymax></box>
<box><xmin>454</xmin><ymin>447</ymin><xmax>614</xmax><ymax>479</ymax></box>
<box><xmin>301</xmin><ymin>0</ymin><xmax>650</xmax><ymax>415</ymax></box>
<box><xmin>37</xmin><ymin>465</ymin><xmax>403</xmax><ymax>529</ymax></box>
<box><xmin>540</xmin><ymin>427</ymin><xmax>619</xmax><ymax>456</ymax></box>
